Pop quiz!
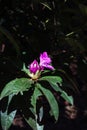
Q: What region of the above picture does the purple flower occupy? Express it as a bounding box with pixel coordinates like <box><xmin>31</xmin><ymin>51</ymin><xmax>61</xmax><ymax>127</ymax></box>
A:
<box><xmin>40</xmin><ymin>52</ymin><xmax>54</xmax><ymax>70</ymax></box>
<box><xmin>29</xmin><ymin>60</ymin><xmax>40</xmax><ymax>74</ymax></box>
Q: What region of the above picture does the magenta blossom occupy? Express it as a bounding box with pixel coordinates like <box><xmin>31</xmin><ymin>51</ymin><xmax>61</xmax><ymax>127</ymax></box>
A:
<box><xmin>40</xmin><ymin>52</ymin><xmax>54</xmax><ymax>70</ymax></box>
<box><xmin>29</xmin><ymin>60</ymin><xmax>40</xmax><ymax>74</ymax></box>
<box><xmin>28</xmin><ymin>52</ymin><xmax>54</xmax><ymax>80</ymax></box>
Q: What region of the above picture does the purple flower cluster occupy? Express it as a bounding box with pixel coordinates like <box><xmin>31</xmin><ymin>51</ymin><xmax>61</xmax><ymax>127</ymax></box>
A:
<box><xmin>29</xmin><ymin>52</ymin><xmax>54</xmax><ymax>74</ymax></box>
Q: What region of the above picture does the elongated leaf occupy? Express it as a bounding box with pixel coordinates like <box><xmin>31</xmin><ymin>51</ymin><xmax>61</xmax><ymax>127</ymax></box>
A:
<box><xmin>26</xmin><ymin>117</ymin><xmax>44</xmax><ymax>130</ymax></box>
<box><xmin>7</xmin><ymin>94</ymin><xmax>14</xmax><ymax>107</ymax></box>
<box><xmin>1</xmin><ymin>110</ymin><xmax>16</xmax><ymax>130</ymax></box>
<box><xmin>37</xmin><ymin>83</ymin><xmax>59</xmax><ymax>121</ymax></box>
<box><xmin>39</xmin><ymin>76</ymin><xmax>62</xmax><ymax>92</ymax></box>
<box><xmin>61</xmin><ymin>91</ymin><xmax>73</xmax><ymax>105</ymax></box>
<box><xmin>21</xmin><ymin>63</ymin><xmax>30</xmax><ymax>76</ymax></box>
<box><xmin>39</xmin><ymin>76</ymin><xmax>73</xmax><ymax>105</ymax></box>
<box><xmin>49</xmin><ymin>82</ymin><xmax>73</xmax><ymax>105</ymax></box>
<box><xmin>26</xmin><ymin>117</ymin><xmax>37</xmax><ymax>130</ymax></box>
<box><xmin>0</xmin><ymin>78</ymin><xmax>33</xmax><ymax>100</ymax></box>
<box><xmin>31</xmin><ymin>87</ymin><xmax>42</xmax><ymax>113</ymax></box>
<box><xmin>39</xmin><ymin>76</ymin><xmax>62</xmax><ymax>85</ymax></box>
<box><xmin>48</xmin><ymin>81</ymin><xmax>62</xmax><ymax>92</ymax></box>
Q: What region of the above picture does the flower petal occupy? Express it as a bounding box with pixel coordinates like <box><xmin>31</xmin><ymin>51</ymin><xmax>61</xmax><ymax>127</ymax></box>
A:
<box><xmin>40</xmin><ymin>52</ymin><xmax>51</xmax><ymax>65</ymax></box>
<box><xmin>40</xmin><ymin>52</ymin><xmax>54</xmax><ymax>70</ymax></box>
<box><xmin>29</xmin><ymin>60</ymin><xmax>40</xmax><ymax>74</ymax></box>
<box><xmin>41</xmin><ymin>63</ymin><xmax>54</xmax><ymax>70</ymax></box>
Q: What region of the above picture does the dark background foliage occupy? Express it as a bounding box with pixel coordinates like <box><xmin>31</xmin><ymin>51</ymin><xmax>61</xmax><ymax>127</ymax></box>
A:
<box><xmin>0</xmin><ymin>0</ymin><xmax>87</xmax><ymax>130</ymax></box>
<box><xmin>0</xmin><ymin>0</ymin><xmax>87</xmax><ymax>88</ymax></box>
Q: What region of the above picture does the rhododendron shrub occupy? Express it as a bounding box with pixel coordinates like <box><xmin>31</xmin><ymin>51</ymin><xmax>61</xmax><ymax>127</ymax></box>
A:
<box><xmin>0</xmin><ymin>52</ymin><xmax>73</xmax><ymax>130</ymax></box>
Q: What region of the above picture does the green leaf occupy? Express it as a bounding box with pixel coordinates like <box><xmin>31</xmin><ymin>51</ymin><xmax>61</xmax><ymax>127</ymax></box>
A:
<box><xmin>39</xmin><ymin>76</ymin><xmax>62</xmax><ymax>92</ymax></box>
<box><xmin>37</xmin><ymin>83</ymin><xmax>59</xmax><ymax>121</ymax></box>
<box><xmin>39</xmin><ymin>76</ymin><xmax>73</xmax><ymax>105</ymax></box>
<box><xmin>0</xmin><ymin>78</ymin><xmax>33</xmax><ymax>100</ymax></box>
<box><xmin>21</xmin><ymin>63</ymin><xmax>30</xmax><ymax>76</ymax></box>
<box><xmin>61</xmin><ymin>91</ymin><xmax>73</xmax><ymax>105</ymax></box>
<box><xmin>31</xmin><ymin>87</ymin><xmax>42</xmax><ymax>113</ymax></box>
<box><xmin>26</xmin><ymin>117</ymin><xmax>37</xmax><ymax>130</ymax></box>
<box><xmin>46</xmin><ymin>79</ymin><xmax>73</xmax><ymax>105</ymax></box>
<box><xmin>39</xmin><ymin>76</ymin><xmax>62</xmax><ymax>85</ymax></box>
<box><xmin>48</xmin><ymin>81</ymin><xmax>62</xmax><ymax>92</ymax></box>
<box><xmin>7</xmin><ymin>94</ymin><xmax>14</xmax><ymax>106</ymax></box>
<box><xmin>26</xmin><ymin>117</ymin><xmax>44</xmax><ymax>130</ymax></box>
<box><xmin>0</xmin><ymin>110</ymin><xmax>16</xmax><ymax>130</ymax></box>
<box><xmin>46</xmin><ymin>81</ymin><xmax>73</xmax><ymax>105</ymax></box>
<box><xmin>50</xmin><ymin>82</ymin><xmax>73</xmax><ymax>105</ymax></box>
